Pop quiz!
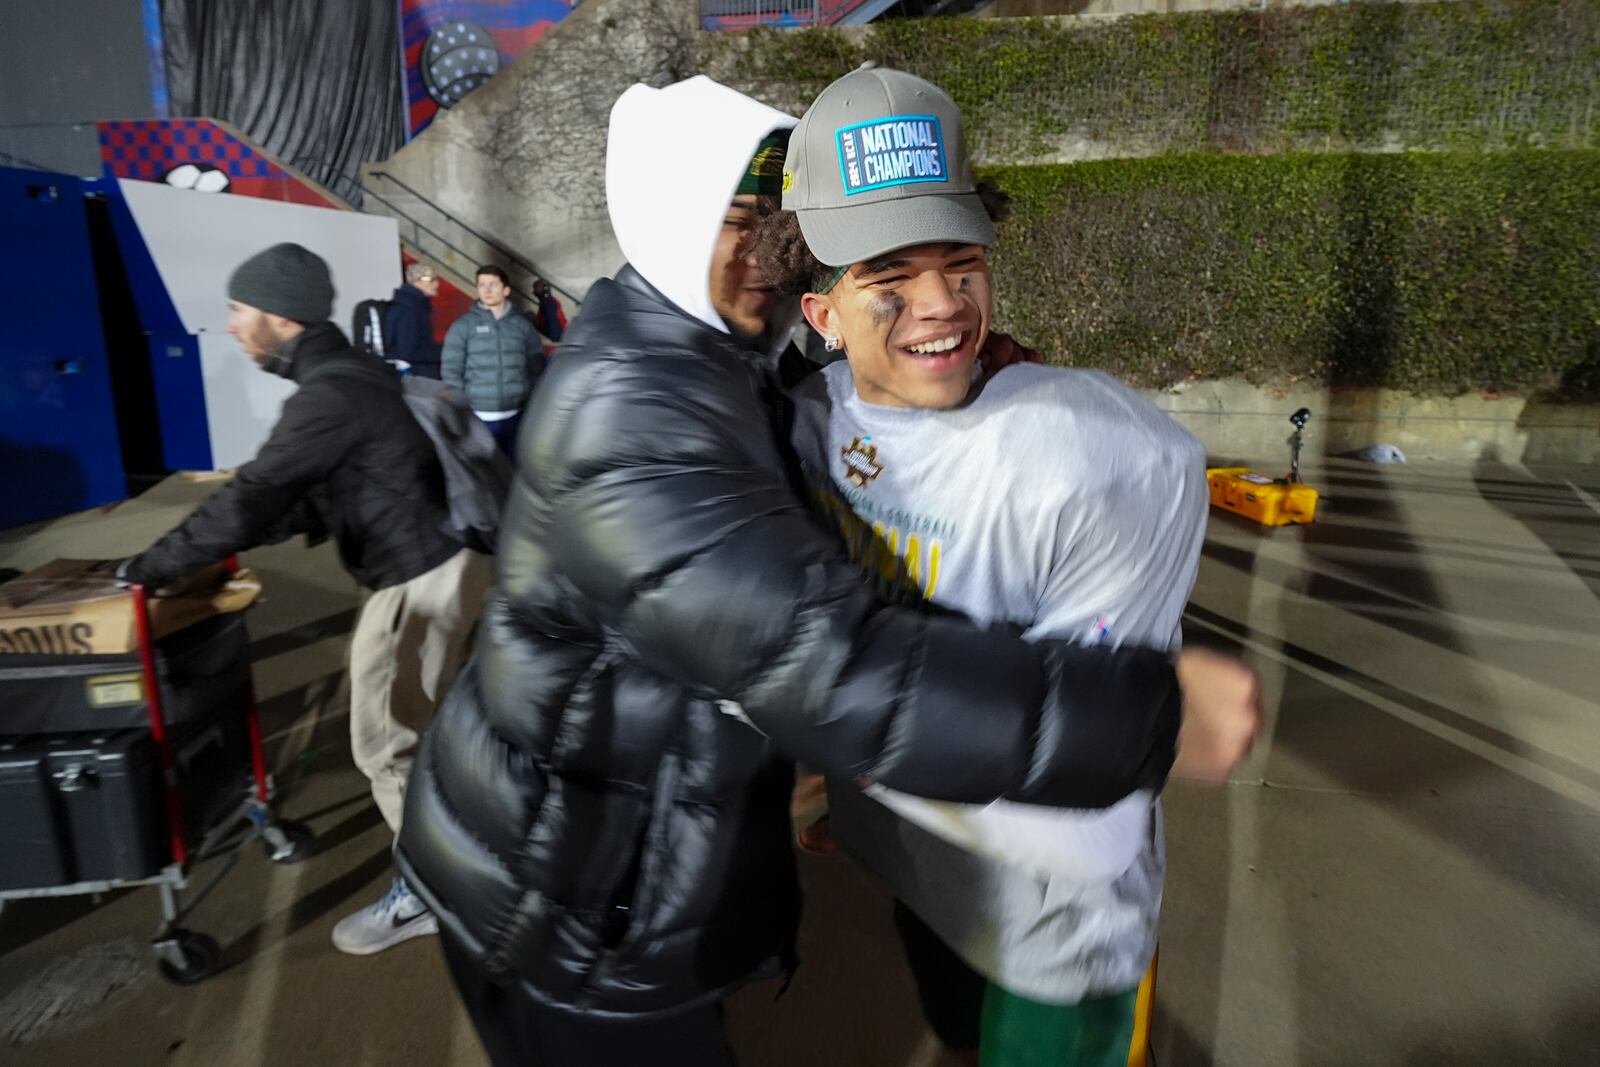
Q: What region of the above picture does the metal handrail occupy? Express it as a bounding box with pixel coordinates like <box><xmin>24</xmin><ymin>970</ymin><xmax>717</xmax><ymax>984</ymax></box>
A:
<box><xmin>359</xmin><ymin>184</ymin><xmax>545</xmax><ymax>308</ymax></box>
<box><xmin>365</xmin><ymin>169</ymin><xmax>580</xmax><ymax>306</ymax></box>
<box><xmin>698</xmin><ymin>0</ymin><xmax>896</xmax><ymax>27</ymax></box>
<box><xmin>701</xmin><ymin>0</ymin><xmax>819</xmax><ymax>21</ymax></box>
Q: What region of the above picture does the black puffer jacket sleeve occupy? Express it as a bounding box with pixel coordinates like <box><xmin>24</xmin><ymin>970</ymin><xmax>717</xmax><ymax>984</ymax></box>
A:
<box><xmin>126</xmin><ymin>384</ymin><xmax>356</xmax><ymax>588</ymax></box>
<box><xmin>528</xmin><ymin>345</ymin><xmax>1178</xmax><ymax>810</ymax></box>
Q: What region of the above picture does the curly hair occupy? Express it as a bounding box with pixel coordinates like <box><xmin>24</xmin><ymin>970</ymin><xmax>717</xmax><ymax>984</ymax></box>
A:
<box><xmin>750</xmin><ymin>181</ymin><xmax>1013</xmax><ymax>297</ymax></box>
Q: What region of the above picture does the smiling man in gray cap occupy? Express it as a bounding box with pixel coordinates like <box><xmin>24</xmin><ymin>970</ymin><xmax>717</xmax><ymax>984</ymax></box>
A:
<box><xmin>754</xmin><ymin>66</ymin><xmax>1259</xmax><ymax>1067</ymax></box>
<box><xmin>122</xmin><ymin>241</ymin><xmax>492</xmax><ymax>958</ymax></box>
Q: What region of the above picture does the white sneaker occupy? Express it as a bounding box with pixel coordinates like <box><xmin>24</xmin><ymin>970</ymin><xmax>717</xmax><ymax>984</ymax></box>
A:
<box><xmin>331</xmin><ymin>877</ymin><xmax>439</xmax><ymax>955</ymax></box>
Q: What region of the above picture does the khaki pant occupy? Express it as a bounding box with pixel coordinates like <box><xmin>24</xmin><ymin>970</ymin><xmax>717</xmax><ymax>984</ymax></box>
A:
<box><xmin>349</xmin><ymin>547</ymin><xmax>493</xmax><ymax>834</ymax></box>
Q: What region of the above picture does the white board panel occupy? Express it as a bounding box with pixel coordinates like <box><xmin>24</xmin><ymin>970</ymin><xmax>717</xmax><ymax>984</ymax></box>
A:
<box><xmin>118</xmin><ymin>181</ymin><xmax>400</xmax><ymax>468</ymax></box>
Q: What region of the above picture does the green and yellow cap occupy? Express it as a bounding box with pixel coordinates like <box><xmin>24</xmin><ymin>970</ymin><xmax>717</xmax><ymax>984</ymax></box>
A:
<box><xmin>736</xmin><ymin>131</ymin><xmax>790</xmax><ymax>196</ymax></box>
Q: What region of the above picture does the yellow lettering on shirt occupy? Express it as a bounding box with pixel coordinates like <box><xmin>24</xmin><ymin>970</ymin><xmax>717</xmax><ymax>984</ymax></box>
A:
<box><xmin>814</xmin><ymin>488</ymin><xmax>942</xmax><ymax>604</ymax></box>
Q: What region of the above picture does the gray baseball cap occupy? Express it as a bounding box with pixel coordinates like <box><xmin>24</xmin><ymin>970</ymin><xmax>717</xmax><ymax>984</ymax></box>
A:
<box><xmin>782</xmin><ymin>64</ymin><xmax>994</xmax><ymax>268</ymax></box>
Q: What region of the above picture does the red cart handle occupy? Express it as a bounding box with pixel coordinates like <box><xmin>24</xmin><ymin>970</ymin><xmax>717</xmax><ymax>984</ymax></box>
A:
<box><xmin>130</xmin><ymin>556</ymin><xmax>272</xmax><ymax>870</ymax></box>
<box><xmin>130</xmin><ymin>581</ymin><xmax>189</xmax><ymax>867</ymax></box>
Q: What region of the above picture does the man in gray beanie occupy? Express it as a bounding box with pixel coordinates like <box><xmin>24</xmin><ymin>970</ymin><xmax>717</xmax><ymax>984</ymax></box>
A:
<box><xmin>123</xmin><ymin>241</ymin><xmax>493</xmax><ymax>957</ymax></box>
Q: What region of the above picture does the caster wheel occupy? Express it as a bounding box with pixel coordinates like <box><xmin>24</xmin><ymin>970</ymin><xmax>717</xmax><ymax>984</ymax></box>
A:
<box><xmin>261</xmin><ymin>817</ymin><xmax>317</xmax><ymax>865</ymax></box>
<box><xmin>155</xmin><ymin>930</ymin><xmax>220</xmax><ymax>986</ymax></box>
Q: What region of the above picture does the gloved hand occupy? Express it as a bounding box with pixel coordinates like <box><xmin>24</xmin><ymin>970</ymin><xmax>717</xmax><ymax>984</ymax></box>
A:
<box><xmin>109</xmin><ymin>557</ymin><xmax>176</xmax><ymax>595</ymax></box>
<box><xmin>110</xmin><ymin>557</ymin><xmax>141</xmax><ymax>589</ymax></box>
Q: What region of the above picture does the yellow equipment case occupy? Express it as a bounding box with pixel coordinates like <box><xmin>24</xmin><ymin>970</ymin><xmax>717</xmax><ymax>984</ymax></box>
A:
<box><xmin>1205</xmin><ymin>407</ymin><xmax>1320</xmax><ymax>527</ymax></box>
<box><xmin>1206</xmin><ymin>468</ymin><xmax>1319</xmax><ymax>526</ymax></box>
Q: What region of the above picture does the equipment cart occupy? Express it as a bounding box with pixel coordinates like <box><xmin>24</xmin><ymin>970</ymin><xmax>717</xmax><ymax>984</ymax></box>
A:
<box><xmin>0</xmin><ymin>559</ymin><xmax>316</xmax><ymax>984</ymax></box>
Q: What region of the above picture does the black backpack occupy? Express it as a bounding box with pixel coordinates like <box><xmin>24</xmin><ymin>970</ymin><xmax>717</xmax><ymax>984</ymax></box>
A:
<box><xmin>351</xmin><ymin>298</ymin><xmax>393</xmax><ymax>359</ymax></box>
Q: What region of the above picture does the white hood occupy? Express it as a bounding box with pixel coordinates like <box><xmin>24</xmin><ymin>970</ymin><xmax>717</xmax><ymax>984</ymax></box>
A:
<box><xmin>606</xmin><ymin>77</ymin><xmax>796</xmax><ymax>333</ymax></box>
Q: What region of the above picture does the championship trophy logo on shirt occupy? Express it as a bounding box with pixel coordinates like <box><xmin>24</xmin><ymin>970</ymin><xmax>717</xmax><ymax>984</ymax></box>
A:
<box><xmin>840</xmin><ymin>436</ymin><xmax>883</xmax><ymax>489</ymax></box>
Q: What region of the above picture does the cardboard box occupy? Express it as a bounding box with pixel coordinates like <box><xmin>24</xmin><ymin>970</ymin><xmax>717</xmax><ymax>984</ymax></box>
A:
<box><xmin>0</xmin><ymin>559</ymin><xmax>261</xmax><ymax>656</ymax></box>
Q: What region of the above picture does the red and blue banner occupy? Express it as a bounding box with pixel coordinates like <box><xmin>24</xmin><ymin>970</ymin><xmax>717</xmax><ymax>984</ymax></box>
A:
<box><xmin>98</xmin><ymin>120</ymin><xmax>342</xmax><ymax>208</ymax></box>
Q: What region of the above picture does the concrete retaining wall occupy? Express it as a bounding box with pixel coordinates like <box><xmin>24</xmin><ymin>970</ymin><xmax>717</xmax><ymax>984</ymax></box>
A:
<box><xmin>1152</xmin><ymin>380</ymin><xmax>1600</xmax><ymax>466</ymax></box>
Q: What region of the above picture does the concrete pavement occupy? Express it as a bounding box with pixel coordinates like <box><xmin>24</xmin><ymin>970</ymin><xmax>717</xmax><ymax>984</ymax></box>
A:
<box><xmin>2</xmin><ymin>456</ymin><xmax>1597</xmax><ymax>1065</ymax></box>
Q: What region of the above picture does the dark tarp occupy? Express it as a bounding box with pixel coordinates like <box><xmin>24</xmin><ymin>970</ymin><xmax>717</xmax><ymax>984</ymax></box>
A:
<box><xmin>161</xmin><ymin>0</ymin><xmax>403</xmax><ymax>206</ymax></box>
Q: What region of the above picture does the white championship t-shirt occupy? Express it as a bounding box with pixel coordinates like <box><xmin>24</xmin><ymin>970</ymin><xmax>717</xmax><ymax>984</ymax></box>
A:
<box><xmin>788</xmin><ymin>360</ymin><xmax>1208</xmax><ymax>1001</ymax></box>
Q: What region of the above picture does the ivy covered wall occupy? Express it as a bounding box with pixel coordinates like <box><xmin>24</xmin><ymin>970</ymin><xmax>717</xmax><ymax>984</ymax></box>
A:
<box><xmin>708</xmin><ymin>0</ymin><xmax>1600</xmax><ymax>161</ymax></box>
<box><xmin>702</xmin><ymin>1</ymin><xmax>1600</xmax><ymax>395</ymax></box>
<box><xmin>987</xmin><ymin>151</ymin><xmax>1600</xmax><ymax>394</ymax></box>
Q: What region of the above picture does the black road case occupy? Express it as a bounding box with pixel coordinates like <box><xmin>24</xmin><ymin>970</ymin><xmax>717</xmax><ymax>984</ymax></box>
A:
<box><xmin>0</xmin><ymin>730</ymin><xmax>165</xmax><ymax>889</ymax></box>
<box><xmin>0</xmin><ymin>568</ymin><xmax>315</xmax><ymax>984</ymax></box>
<box><xmin>0</xmin><ymin>611</ymin><xmax>249</xmax><ymax>736</ymax></box>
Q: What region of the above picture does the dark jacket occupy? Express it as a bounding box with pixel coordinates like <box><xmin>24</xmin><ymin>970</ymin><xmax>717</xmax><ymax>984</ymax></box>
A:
<box><xmin>533</xmin><ymin>290</ymin><xmax>566</xmax><ymax>343</ymax></box>
<box><xmin>396</xmin><ymin>268</ymin><xmax>1180</xmax><ymax>1022</ymax></box>
<box><xmin>384</xmin><ymin>283</ymin><xmax>442</xmax><ymax>378</ymax></box>
<box><xmin>442</xmin><ymin>303</ymin><xmax>545</xmax><ymax>413</ymax></box>
<box><xmin>127</xmin><ymin>323</ymin><xmax>460</xmax><ymax>591</ymax></box>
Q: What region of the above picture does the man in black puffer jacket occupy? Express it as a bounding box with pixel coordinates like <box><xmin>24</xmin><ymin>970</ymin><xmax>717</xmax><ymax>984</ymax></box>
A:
<box><xmin>123</xmin><ymin>242</ymin><xmax>494</xmax><ymax>958</ymax></box>
<box><xmin>398</xmin><ymin>79</ymin><xmax>1260</xmax><ymax>1066</ymax></box>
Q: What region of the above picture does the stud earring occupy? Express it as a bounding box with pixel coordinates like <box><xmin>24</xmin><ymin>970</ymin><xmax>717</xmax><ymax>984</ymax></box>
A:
<box><xmin>824</xmin><ymin>335</ymin><xmax>842</xmax><ymax>352</ymax></box>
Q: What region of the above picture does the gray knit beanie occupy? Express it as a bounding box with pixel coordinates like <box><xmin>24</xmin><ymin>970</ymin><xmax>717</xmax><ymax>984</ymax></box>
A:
<box><xmin>226</xmin><ymin>242</ymin><xmax>335</xmax><ymax>323</ymax></box>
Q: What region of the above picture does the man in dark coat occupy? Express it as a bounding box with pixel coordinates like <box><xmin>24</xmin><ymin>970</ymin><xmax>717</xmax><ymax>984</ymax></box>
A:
<box><xmin>384</xmin><ymin>261</ymin><xmax>443</xmax><ymax>379</ymax></box>
<box><xmin>122</xmin><ymin>242</ymin><xmax>493</xmax><ymax>959</ymax></box>
<box><xmin>531</xmin><ymin>277</ymin><xmax>567</xmax><ymax>343</ymax></box>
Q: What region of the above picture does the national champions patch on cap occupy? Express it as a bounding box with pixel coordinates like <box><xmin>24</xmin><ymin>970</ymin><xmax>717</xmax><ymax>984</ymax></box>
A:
<box><xmin>782</xmin><ymin>65</ymin><xmax>995</xmax><ymax>268</ymax></box>
<box><xmin>836</xmin><ymin>115</ymin><xmax>948</xmax><ymax>196</ymax></box>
